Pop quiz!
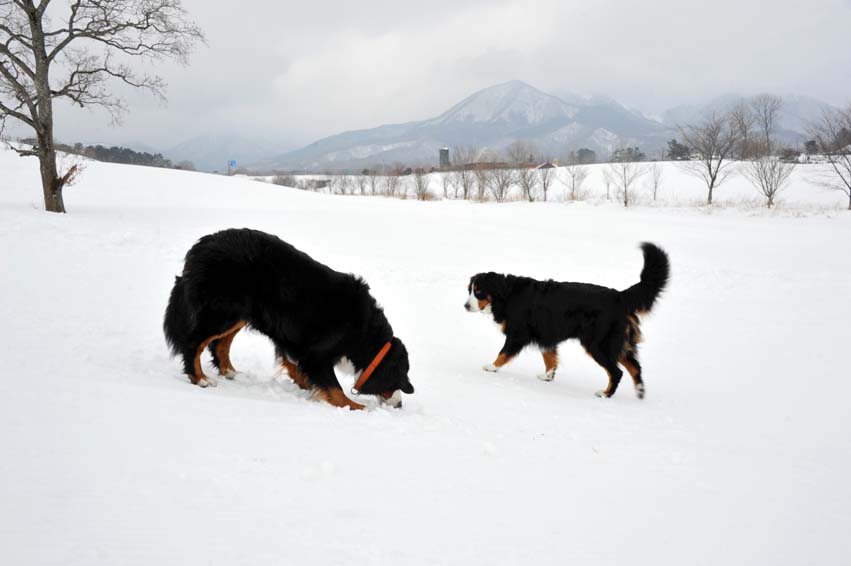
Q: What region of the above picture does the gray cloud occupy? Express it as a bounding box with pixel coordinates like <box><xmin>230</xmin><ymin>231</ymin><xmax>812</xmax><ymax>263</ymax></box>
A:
<box><xmin>47</xmin><ymin>0</ymin><xmax>851</xmax><ymax>151</ymax></box>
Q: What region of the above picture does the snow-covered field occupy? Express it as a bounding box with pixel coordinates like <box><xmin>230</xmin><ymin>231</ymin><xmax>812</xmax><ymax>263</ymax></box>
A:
<box><xmin>1</xmin><ymin>148</ymin><xmax>850</xmax><ymax>565</ymax></box>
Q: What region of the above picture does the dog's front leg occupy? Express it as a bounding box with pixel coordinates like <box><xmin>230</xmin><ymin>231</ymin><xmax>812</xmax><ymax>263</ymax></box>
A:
<box><xmin>303</xmin><ymin>363</ymin><xmax>366</xmax><ymax>411</ymax></box>
<box><xmin>483</xmin><ymin>334</ymin><xmax>527</xmax><ymax>372</ymax></box>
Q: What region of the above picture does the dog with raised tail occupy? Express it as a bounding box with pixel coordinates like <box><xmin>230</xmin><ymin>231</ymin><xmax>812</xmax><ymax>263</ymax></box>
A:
<box><xmin>465</xmin><ymin>243</ymin><xmax>669</xmax><ymax>398</ymax></box>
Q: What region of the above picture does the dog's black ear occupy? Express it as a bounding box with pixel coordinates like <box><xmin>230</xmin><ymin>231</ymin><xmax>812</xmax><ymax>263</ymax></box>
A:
<box><xmin>400</xmin><ymin>380</ymin><xmax>414</xmax><ymax>394</ymax></box>
<box><xmin>488</xmin><ymin>272</ymin><xmax>509</xmax><ymax>300</ymax></box>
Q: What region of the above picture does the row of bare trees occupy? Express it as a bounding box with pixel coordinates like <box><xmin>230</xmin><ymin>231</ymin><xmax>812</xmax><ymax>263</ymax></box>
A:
<box><xmin>678</xmin><ymin>95</ymin><xmax>800</xmax><ymax>207</ymax></box>
<box><xmin>676</xmin><ymin>95</ymin><xmax>851</xmax><ymax>209</ymax></box>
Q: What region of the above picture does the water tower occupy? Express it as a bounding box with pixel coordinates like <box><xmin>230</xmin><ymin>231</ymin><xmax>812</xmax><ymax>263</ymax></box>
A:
<box><xmin>439</xmin><ymin>147</ymin><xmax>450</xmax><ymax>169</ymax></box>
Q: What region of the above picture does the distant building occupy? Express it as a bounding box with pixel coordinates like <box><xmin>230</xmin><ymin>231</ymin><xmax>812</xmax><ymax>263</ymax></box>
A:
<box><xmin>439</xmin><ymin>147</ymin><xmax>450</xmax><ymax>169</ymax></box>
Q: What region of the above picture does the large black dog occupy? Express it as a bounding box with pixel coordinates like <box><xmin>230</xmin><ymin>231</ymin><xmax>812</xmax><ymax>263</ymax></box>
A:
<box><xmin>164</xmin><ymin>228</ymin><xmax>414</xmax><ymax>410</ymax></box>
<box><xmin>465</xmin><ymin>243</ymin><xmax>669</xmax><ymax>398</ymax></box>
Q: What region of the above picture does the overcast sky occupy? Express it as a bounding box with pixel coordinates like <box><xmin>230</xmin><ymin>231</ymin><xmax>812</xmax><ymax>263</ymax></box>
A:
<box><xmin>47</xmin><ymin>0</ymin><xmax>851</xmax><ymax>151</ymax></box>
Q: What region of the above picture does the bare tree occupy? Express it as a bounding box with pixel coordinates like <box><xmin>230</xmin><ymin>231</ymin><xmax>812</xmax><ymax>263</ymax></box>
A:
<box><xmin>807</xmin><ymin>105</ymin><xmax>851</xmax><ymax>210</ymax></box>
<box><xmin>506</xmin><ymin>141</ymin><xmax>538</xmax><ymax>201</ymax></box>
<box><xmin>678</xmin><ymin>112</ymin><xmax>739</xmax><ymax>205</ymax></box>
<box><xmin>505</xmin><ymin>140</ymin><xmax>535</xmax><ymax>166</ymax></box>
<box><xmin>0</xmin><ymin>1</ymin><xmax>204</xmax><ymax>213</ymax></box>
<box><xmin>329</xmin><ymin>174</ymin><xmax>352</xmax><ymax>195</ymax></box>
<box><xmin>440</xmin><ymin>171</ymin><xmax>454</xmax><ymax>199</ymax></box>
<box><xmin>647</xmin><ymin>161</ymin><xmax>664</xmax><ymax>200</ymax></box>
<box><xmin>751</xmin><ymin>94</ymin><xmax>783</xmax><ymax>154</ymax></box>
<box><xmin>412</xmin><ymin>168</ymin><xmax>431</xmax><ymax>200</ymax></box>
<box><xmin>515</xmin><ymin>165</ymin><xmax>539</xmax><ymax>202</ymax></box>
<box><xmin>473</xmin><ymin>167</ymin><xmax>490</xmax><ymax>201</ymax></box>
<box><xmin>730</xmin><ymin>100</ymin><xmax>757</xmax><ymax>159</ymax></box>
<box><xmin>383</xmin><ymin>172</ymin><xmax>402</xmax><ymax>197</ymax></box>
<box><xmin>601</xmin><ymin>165</ymin><xmax>614</xmax><ymax>200</ymax></box>
<box><xmin>607</xmin><ymin>155</ymin><xmax>645</xmax><ymax>207</ymax></box>
<box><xmin>488</xmin><ymin>164</ymin><xmax>514</xmax><ymax>203</ymax></box>
<box><xmin>538</xmin><ymin>165</ymin><xmax>554</xmax><ymax>201</ymax></box>
<box><xmin>563</xmin><ymin>162</ymin><xmax>589</xmax><ymax>200</ymax></box>
<box><xmin>367</xmin><ymin>169</ymin><xmax>380</xmax><ymax>195</ymax></box>
<box><xmin>451</xmin><ymin>145</ymin><xmax>477</xmax><ymax>199</ymax></box>
<box><xmin>381</xmin><ymin>163</ymin><xmax>405</xmax><ymax>197</ymax></box>
<box><xmin>741</xmin><ymin>154</ymin><xmax>796</xmax><ymax>208</ymax></box>
<box><xmin>355</xmin><ymin>174</ymin><xmax>368</xmax><ymax>195</ymax></box>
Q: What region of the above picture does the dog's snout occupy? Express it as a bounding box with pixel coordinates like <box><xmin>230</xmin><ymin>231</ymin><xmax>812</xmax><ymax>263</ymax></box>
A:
<box><xmin>464</xmin><ymin>302</ymin><xmax>472</xmax><ymax>311</ymax></box>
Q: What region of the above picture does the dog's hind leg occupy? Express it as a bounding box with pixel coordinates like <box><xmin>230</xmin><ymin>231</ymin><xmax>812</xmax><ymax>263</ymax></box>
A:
<box><xmin>619</xmin><ymin>314</ymin><xmax>645</xmax><ymax>398</ymax></box>
<box><xmin>281</xmin><ymin>358</ymin><xmax>312</xmax><ymax>391</ymax></box>
<box><xmin>537</xmin><ymin>349</ymin><xmax>558</xmax><ymax>382</ymax></box>
<box><xmin>584</xmin><ymin>344</ymin><xmax>624</xmax><ymax>398</ymax></box>
<box><xmin>209</xmin><ymin>323</ymin><xmax>245</xmax><ymax>379</ymax></box>
<box><xmin>186</xmin><ymin>321</ymin><xmax>246</xmax><ymax>388</ymax></box>
<box><xmin>620</xmin><ymin>351</ymin><xmax>644</xmax><ymax>399</ymax></box>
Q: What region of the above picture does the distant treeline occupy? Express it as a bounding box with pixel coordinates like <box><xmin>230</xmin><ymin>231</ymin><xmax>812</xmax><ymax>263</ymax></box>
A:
<box><xmin>18</xmin><ymin>138</ymin><xmax>194</xmax><ymax>171</ymax></box>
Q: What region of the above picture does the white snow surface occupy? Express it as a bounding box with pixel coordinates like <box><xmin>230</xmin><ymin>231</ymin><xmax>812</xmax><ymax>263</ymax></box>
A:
<box><xmin>1</xmin><ymin>148</ymin><xmax>850</xmax><ymax>565</ymax></box>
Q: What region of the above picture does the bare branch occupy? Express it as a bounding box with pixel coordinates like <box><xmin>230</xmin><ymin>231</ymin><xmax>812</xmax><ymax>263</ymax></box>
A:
<box><xmin>45</xmin><ymin>0</ymin><xmax>205</xmax><ymax>62</ymax></box>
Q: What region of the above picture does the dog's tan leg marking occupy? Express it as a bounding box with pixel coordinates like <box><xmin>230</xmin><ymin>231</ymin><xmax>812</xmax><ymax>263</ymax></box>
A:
<box><xmin>492</xmin><ymin>352</ymin><xmax>513</xmax><ymax>368</ymax></box>
<box><xmin>192</xmin><ymin>321</ymin><xmax>246</xmax><ymax>387</ymax></box>
<box><xmin>282</xmin><ymin>358</ymin><xmax>312</xmax><ymax>390</ymax></box>
<box><xmin>542</xmin><ymin>351</ymin><xmax>558</xmax><ymax>372</ymax></box>
<box><xmin>215</xmin><ymin>322</ymin><xmax>245</xmax><ymax>377</ymax></box>
<box><xmin>315</xmin><ymin>388</ymin><xmax>366</xmax><ymax>411</ymax></box>
<box><xmin>620</xmin><ymin>357</ymin><xmax>640</xmax><ymax>384</ymax></box>
<box><xmin>601</xmin><ymin>369</ymin><xmax>617</xmax><ymax>397</ymax></box>
<box><xmin>537</xmin><ymin>350</ymin><xmax>558</xmax><ymax>381</ymax></box>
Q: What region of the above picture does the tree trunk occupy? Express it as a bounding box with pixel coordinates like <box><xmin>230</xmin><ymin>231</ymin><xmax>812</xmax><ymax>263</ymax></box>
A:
<box><xmin>38</xmin><ymin>142</ymin><xmax>66</xmax><ymax>213</ymax></box>
<box><xmin>707</xmin><ymin>183</ymin><xmax>714</xmax><ymax>205</ymax></box>
<box><xmin>28</xmin><ymin>6</ymin><xmax>65</xmax><ymax>213</ymax></box>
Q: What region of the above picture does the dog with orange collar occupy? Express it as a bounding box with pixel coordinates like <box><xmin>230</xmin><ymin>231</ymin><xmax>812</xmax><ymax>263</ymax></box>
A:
<box><xmin>164</xmin><ymin>228</ymin><xmax>414</xmax><ymax>410</ymax></box>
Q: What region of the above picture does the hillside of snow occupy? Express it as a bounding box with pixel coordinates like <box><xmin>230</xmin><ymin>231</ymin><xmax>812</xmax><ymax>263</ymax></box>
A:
<box><xmin>1</xmin><ymin>147</ymin><xmax>849</xmax><ymax>565</ymax></box>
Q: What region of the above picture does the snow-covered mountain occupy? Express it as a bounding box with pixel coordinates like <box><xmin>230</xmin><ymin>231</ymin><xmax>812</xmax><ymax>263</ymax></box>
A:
<box><xmin>179</xmin><ymin>84</ymin><xmax>836</xmax><ymax>173</ymax></box>
<box><xmin>256</xmin><ymin>81</ymin><xmax>669</xmax><ymax>172</ymax></box>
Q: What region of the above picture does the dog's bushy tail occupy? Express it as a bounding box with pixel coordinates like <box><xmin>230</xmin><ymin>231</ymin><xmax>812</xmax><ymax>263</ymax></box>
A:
<box><xmin>163</xmin><ymin>275</ymin><xmax>193</xmax><ymax>356</ymax></box>
<box><xmin>621</xmin><ymin>243</ymin><xmax>670</xmax><ymax>314</ymax></box>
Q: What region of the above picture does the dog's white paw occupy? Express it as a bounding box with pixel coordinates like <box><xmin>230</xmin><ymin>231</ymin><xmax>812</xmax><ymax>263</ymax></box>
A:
<box><xmin>537</xmin><ymin>370</ymin><xmax>556</xmax><ymax>382</ymax></box>
<box><xmin>223</xmin><ymin>369</ymin><xmax>237</xmax><ymax>380</ymax></box>
<box><xmin>197</xmin><ymin>378</ymin><xmax>210</xmax><ymax>388</ymax></box>
<box><xmin>594</xmin><ymin>390</ymin><xmax>610</xmax><ymax>398</ymax></box>
<box><xmin>635</xmin><ymin>383</ymin><xmax>645</xmax><ymax>399</ymax></box>
<box><xmin>482</xmin><ymin>363</ymin><xmax>499</xmax><ymax>372</ymax></box>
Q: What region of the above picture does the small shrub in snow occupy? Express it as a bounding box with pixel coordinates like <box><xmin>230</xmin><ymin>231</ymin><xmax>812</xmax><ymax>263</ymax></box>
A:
<box><xmin>272</xmin><ymin>175</ymin><xmax>296</xmax><ymax>187</ymax></box>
